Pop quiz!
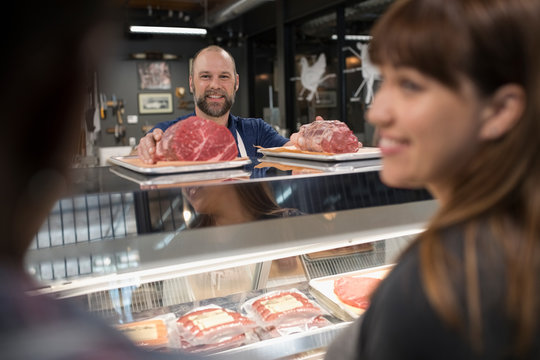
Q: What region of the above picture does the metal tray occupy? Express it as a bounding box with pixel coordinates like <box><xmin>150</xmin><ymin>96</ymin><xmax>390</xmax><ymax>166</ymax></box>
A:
<box><xmin>257</xmin><ymin>146</ymin><xmax>381</xmax><ymax>162</ymax></box>
<box><xmin>109</xmin><ymin>166</ymin><xmax>251</xmax><ymax>189</ymax></box>
<box><xmin>108</xmin><ymin>155</ymin><xmax>252</xmax><ymax>174</ymax></box>
<box><xmin>308</xmin><ymin>265</ymin><xmax>394</xmax><ymax>320</ymax></box>
<box><xmin>258</xmin><ymin>155</ymin><xmax>381</xmax><ymax>173</ymax></box>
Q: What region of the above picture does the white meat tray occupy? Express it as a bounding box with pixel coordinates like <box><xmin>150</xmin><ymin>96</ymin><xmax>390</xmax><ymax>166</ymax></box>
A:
<box><xmin>308</xmin><ymin>264</ymin><xmax>394</xmax><ymax>321</ymax></box>
<box><xmin>257</xmin><ymin>146</ymin><xmax>381</xmax><ymax>162</ymax></box>
<box><xmin>108</xmin><ymin>155</ymin><xmax>251</xmax><ymax>175</ymax></box>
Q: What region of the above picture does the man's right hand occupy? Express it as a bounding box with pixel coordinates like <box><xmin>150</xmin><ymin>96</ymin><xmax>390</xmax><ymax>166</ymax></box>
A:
<box><xmin>137</xmin><ymin>129</ymin><xmax>163</xmax><ymax>164</ymax></box>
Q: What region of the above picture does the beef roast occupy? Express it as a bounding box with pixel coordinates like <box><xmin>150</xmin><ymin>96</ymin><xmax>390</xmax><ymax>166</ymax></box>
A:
<box><xmin>290</xmin><ymin>119</ymin><xmax>360</xmax><ymax>153</ymax></box>
<box><xmin>156</xmin><ymin>116</ymin><xmax>238</xmax><ymax>161</ymax></box>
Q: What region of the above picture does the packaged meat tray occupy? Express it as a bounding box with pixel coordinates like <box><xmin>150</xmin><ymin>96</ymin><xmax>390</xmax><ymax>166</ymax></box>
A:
<box><xmin>256</xmin><ymin>146</ymin><xmax>381</xmax><ymax>162</ymax></box>
<box><xmin>242</xmin><ymin>288</ymin><xmax>331</xmax><ymax>337</ymax></box>
<box><xmin>115</xmin><ymin>313</ymin><xmax>181</xmax><ymax>350</ymax></box>
<box><xmin>308</xmin><ymin>265</ymin><xmax>393</xmax><ymax>321</ymax></box>
<box><xmin>176</xmin><ymin>304</ymin><xmax>258</xmax><ymax>353</ymax></box>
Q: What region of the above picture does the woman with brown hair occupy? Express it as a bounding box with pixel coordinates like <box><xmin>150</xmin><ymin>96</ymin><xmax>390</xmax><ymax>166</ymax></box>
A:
<box><xmin>185</xmin><ymin>182</ymin><xmax>301</xmax><ymax>228</ymax></box>
<box><xmin>325</xmin><ymin>0</ymin><xmax>540</xmax><ymax>358</ymax></box>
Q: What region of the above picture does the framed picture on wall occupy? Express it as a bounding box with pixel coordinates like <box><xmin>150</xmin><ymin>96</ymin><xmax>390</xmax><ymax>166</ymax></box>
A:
<box><xmin>137</xmin><ymin>61</ymin><xmax>171</xmax><ymax>90</ymax></box>
<box><xmin>138</xmin><ymin>93</ymin><xmax>173</xmax><ymax>114</ymax></box>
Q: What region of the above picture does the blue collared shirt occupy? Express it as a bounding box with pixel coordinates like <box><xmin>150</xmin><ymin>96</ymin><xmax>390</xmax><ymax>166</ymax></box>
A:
<box><xmin>150</xmin><ymin>113</ymin><xmax>289</xmax><ymax>158</ymax></box>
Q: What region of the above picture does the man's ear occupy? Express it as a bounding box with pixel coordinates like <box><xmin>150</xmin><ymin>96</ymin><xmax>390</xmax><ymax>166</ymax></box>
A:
<box><xmin>479</xmin><ymin>84</ymin><xmax>525</xmax><ymax>140</ymax></box>
<box><xmin>235</xmin><ymin>74</ymin><xmax>239</xmax><ymax>91</ymax></box>
<box><xmin>189</xmin><ymin>75</ymin><xmax>194</xmax><ymax>94</ymax></box>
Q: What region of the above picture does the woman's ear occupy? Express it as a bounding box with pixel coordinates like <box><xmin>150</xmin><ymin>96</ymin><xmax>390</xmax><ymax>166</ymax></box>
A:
<box><xmin>479</xmin><ymin>84</ymin><xmax>525</xmax><ymax>140</ymax></box>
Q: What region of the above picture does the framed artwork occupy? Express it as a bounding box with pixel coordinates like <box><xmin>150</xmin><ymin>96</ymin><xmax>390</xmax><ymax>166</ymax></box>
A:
<box><xmin>137</xmin><ymin>61</ymin><xmax>171</xmax><ymax>90</ymax></box>
<box><xmin>138</xmin><ymin>93</ymin><xmax>173</xmax><ymax>114</ymax></box>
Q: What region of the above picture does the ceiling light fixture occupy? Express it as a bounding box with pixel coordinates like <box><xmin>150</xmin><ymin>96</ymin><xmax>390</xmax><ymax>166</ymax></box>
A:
<box><xmin>331</xmin><ymin>34</ymin><xmax>372</xmax><ymax>41</ymax></box>
<box><xmin>129</xmin><ymin>26</ymin><xmax>207</xmax><ymax>36</ymax></box>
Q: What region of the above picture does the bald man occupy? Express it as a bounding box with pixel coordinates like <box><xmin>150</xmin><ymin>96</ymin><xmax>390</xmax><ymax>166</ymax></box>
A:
<box><xmin>137</xmin><ymin>45</ymin><xmax>290</xmax><ymax>164</ymax></box>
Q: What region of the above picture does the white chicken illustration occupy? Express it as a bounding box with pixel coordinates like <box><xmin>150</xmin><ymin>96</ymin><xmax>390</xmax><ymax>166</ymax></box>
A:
<box><xmin>291</xmin><ymin>53</ymin><xmax>336</xmax><ymax>102</ymax></box>
<box><xmin>345</xmin><ymin>41</ymin><xmax>380</xmax><ymax>105</ymax></box>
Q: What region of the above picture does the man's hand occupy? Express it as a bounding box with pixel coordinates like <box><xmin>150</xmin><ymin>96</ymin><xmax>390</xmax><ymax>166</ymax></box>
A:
<box><xmin>137</xmin><ymin>129</ymin><xmax>163</xmax><ymax>164</ymax></box>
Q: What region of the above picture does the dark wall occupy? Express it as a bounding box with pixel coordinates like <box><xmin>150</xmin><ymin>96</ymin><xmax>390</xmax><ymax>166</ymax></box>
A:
<box><xmin>97</xmin><ymin>36</ymin><xmax>249</xmax><ymax>147</ymax></box>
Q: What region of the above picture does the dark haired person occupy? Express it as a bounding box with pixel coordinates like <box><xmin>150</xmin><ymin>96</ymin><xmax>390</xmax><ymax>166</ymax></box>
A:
<box><xmin>326</xmin><ymin>0</ymin><xmax>540</xmax><ymax>358</ymax></box>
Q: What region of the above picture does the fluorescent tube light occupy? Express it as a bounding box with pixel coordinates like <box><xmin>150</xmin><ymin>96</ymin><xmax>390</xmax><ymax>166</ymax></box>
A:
<box><xmin>129</xmin><ymin>26</ymin><xmax>207</xmax><ymax>35</ymax></box>
<box><xmin>331</xmin><ymin>34</ymin><xmax>372</xmax><ymax>41</ymax></box>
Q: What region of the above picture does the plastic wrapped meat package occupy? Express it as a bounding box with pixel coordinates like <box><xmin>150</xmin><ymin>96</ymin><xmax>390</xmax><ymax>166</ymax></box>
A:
<box><xmin>116</xmin><ymin>313</ymin><xmax>181</xmax><ymax>351</ymax></box>
<box><xmin>115</xmin><ymin>284</ymin><xmax>338</xmax><ymax>354</ymax></box>
<box><xmin>176</xmin><ymin>304</ymin><xmax>259</xmax><ymax>353</ymax></box>
<box><xmin>241</xmin><ymin>288</ymin><xmax>331</xmax><ymax>338</ymax></box>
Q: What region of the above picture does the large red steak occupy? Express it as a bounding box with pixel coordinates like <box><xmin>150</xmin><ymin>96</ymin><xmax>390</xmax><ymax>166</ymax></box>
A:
<box><xmin>333</xmin><ymin>276</ymin><xmax>381</xmax><ymax>309</ymax></box>
<box><xmin>290</xmin><ymin>120</ymin><xmax>360</xmax><ymax>153</ymax></box>
<box><xmin>156</xmin><ymin>116</ymin><xmax>238</xmax><ymax>161</ymax></box>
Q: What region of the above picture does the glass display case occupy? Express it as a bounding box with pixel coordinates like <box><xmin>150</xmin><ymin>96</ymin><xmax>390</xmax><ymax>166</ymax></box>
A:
<box><xmin>25</xmin><ymin>154</ymin><xmax>435</xmax><ymax>358</ymax></box>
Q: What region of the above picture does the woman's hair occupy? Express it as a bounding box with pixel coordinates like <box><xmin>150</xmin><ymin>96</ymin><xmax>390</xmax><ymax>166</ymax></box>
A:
<box><xmin>370</xmin><ymin>0</ymin><xmax>540</xmax><ymax>354</ymax></box>
<box><xmin>191</xmin><ymin>182</ymin><xmax>293</xmax><ymax>228</ymax></box>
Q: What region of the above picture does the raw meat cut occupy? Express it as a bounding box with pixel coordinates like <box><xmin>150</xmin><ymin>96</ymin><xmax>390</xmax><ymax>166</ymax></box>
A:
<box><xmin>156</xmin><ymin>116</ymin><xmax>238</xmax><ymax>161</ymax></box>
<box><xmin>334</xmin><ymin>276</ymin><xmax>382</xmax><ymax>309</ymax></box>
<box><xmin>290</xmin><ymin>119</ymin><xmax>360</xmax><ymax>153</ymax></box>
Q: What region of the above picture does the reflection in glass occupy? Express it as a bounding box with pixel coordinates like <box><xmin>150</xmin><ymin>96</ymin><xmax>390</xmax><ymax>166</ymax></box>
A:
<box><xmin>162</xmin><ymin>182</ymin><xmax>303</xmax><ymax>303</ymax></box>
<box><xmin>31</xmin><ymin>193</ymin><xmax>137</xmax><ymax>249</ymax></box>
<box><xmin>183</xmin><ymin>182</ymin><xmax>302</xmax><ymax>228</ymax></box>
<box><xmin>27</xmin><ymin>249</ymin><xmax>140</xmax><ymax>282</ymax></box>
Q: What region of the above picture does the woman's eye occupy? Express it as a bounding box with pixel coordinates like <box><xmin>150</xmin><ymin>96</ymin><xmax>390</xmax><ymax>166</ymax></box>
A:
<box><xmin>399</xmin><ymin>79</ymin><xmax>422</xmax><ymax>92</ymax></box>
<box><xmin>373</xmin><ymin>78</ymin><xmax>384</xmax><ymax>94</ymax></box>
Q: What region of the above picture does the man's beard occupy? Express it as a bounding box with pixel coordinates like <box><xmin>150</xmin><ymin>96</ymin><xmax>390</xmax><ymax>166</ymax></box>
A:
<box><xmin>194</xmin><ymin>89</ymin><xmax>235</xmax><ymax>118</ymax></box>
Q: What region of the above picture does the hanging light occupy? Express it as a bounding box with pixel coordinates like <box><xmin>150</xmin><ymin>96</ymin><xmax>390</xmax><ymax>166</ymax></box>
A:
<box><xmin>331</xmin><ymin>34</ymin><xmax>372</xmax><ymax>41</ymax></box>
<box><xmin>129</xmin><ymin>26</ymin><xmax>207</xmax><ymax>36</ymax></box>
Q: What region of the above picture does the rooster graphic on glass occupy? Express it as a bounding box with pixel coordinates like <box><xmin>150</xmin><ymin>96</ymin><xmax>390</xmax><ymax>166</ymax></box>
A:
<box><xmin>293</xmin><ymin>53</ymin><xmax>335</xmax><ymax>103</ymax></box>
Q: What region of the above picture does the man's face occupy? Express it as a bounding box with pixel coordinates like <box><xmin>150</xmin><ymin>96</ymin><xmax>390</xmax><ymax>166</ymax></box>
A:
<box><xmin>190</xmin><ymin>49</ymin><xmax>239</xmax><ymax>118</ymax></box>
